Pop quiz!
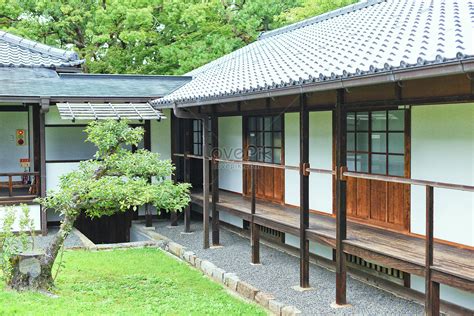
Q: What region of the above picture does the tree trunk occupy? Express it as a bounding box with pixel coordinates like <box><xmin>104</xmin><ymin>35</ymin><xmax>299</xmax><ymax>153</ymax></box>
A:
<box><xmin>8</xmin><ymin>213</ymin><xmax>78</xmax><ymax>291</ymax></box>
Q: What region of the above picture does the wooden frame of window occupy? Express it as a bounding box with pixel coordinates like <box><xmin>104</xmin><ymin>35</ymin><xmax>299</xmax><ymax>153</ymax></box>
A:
<box><xmin>191</xmin><ymin>119</ymin><xmax>212</xmax><ymax>156</ymax></box>
<box><xmin>336</xmin><ymin>106</ymin><xmax>411</xmax><ymax>232</ymax></box>
<box><xmin>347</xmin><ymin>109</ymin><xmax>407</xmax><ymax>177</ymax></box>
<box><xmin>243</xmin><ymin>113</ymin><xmax>285</xmax><ymax>204</ymax></box>
<box><xmin>246</xmin><ymin>115</ymin><xmax>283</xmax><ymax>164</ymax></box>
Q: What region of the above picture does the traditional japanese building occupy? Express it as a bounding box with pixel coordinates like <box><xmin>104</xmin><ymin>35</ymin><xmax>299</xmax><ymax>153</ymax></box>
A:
<box><xmin>153</xmin><ymin>0</ymin><xmax>474</xmax><ymax>314</ymax></box>
<box><xmin>0</xmin><ymin>30</ymin><xmax>190</xmax><ymax>242</ymax></box>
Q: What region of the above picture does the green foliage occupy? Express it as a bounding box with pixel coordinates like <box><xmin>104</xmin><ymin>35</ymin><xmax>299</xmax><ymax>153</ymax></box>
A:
<box><xmin>0</xmin><ymin>205</ymin><xmax>35</xmax><ymax>283</ymax></box>
<box><xmin>0</xmin><ymin>248</ymin><xmax>266</xmax><ymax>315</ymax></box>
<box><xmin>274</xmin><ymin>0</ymin><xmax>358</xmax><ymax>26</ymax></box>
<box><xmin>37</xmin><ymin>120</ymin><xmax>191</xmax><ymax>220</ymax></box>
<box><xmin>0</xmin><ymin>0</ymin><xmax>353</xmax><ymax>75</ymax></box>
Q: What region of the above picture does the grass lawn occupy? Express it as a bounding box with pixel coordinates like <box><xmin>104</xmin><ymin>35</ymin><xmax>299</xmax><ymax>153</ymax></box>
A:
<box><xmin>0</xmin><ymin>248</ymin><xmax>266</xmax><ymax>315</ymax></box>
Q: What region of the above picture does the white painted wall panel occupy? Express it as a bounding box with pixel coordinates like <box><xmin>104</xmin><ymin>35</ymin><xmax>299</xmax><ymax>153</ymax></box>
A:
<box><xmin>218</xmin><ymin>116</ymin><xmax>243</xmax><ymax>193</ymax></box>
<box><xmin>284</xmin><ymin>113</ymin><xmax>300</xmax><ymax>206</ymax></box>
<box><xmin>411</xmin><ymin>275</ymin><xmax>474</xmax><ymax>310</ymax></box>
<box><xmin>0</xmin><ymin>204</ymin><xmax>41</xmax><ymax>232</ymax></box>
<box><xmin>151</xmin><ymin>109</ymin><xmax>171</xmax><ymax>160</ymax></box>
<box><xmin>46</xmin><ymin>162</ymin><xmax>81</xmax><ymax>221</ymax></box>
<box><xmin>309</xmin><ymin>111</ymin><xmax>333</xmax><ymax>214</ymax></box>
<box><xmin>284</xmin><ymin>111</ymin><xmax>333</xmax><ymax>214</ymax></box>
<box><xmin>0</xmin><ymin>111</ymin><xmax>29</xmax><ymax>173</ymax></box>
<box><xmin>411</xmin><ymin>104</ymin><xmax>474</xmax><ymax>246</ymax></box>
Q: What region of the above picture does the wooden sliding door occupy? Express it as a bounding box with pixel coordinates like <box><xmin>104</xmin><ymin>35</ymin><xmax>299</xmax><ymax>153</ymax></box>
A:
<box><xmin>345</xmin><ymin>109</ymin><xmax>410</xmax><ymax>231</ymax></box>
<box><xmin>243</xmin><ymin>115</ymin><xmax>284</xmax><ymax>204</ymax></box>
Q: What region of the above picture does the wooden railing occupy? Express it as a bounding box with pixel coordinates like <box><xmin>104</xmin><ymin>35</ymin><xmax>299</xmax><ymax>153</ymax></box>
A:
<box><xmin>0</xmin><ymin>172</ymin><xmax>40</xmax><ymax>200</ymax></box>
<box><xmin>173</xmin><ymin>152</ymin><xmax>474</xmax><ymax>314</ymax></box>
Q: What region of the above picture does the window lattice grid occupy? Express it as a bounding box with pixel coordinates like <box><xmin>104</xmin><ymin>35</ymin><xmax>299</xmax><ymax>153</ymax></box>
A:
<box><xmin>347</xmin><ymin>110</ymin><xmax>406</xmax><ymax>176</ymax></box>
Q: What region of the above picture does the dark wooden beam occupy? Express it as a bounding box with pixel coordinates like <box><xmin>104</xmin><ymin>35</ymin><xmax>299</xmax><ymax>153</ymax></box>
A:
<box><xmin>39</xmin><ymin>106</ymin><xmax>47</xmax><ymax>236</ymax></box>
<box><xmin>211</xmin><ymin>113</ymin><xmax>220</xmax><ymax>246</ymax></box>
<box><xmin>425</xmin><ymin>186</ymin><xmax>440</xmax><ymax>316</ymax></box>
<box><xmin>335</xmin><ymin>89</ymin><xmax>347</xmax><ymax>305</ymax></box>
<box><xmin>202</xmin><ymin>117</ymin><xmax>210</xmax><ymax>249</ymax></box>
<box><xmin>250</xmin><ymin>165</ymin><xmax>260</xmax><ymax>264</ymax></box>
<box><xmin>299</xmin><ymin>93</ymin><xmax>310</xmax><ymax>288</ymax></box>
<box><xmin>143</xmin><ymin>120</ymin><xmax>153</xmax><ymax>227</ymax></box>
<box><xmin>183</xmin><ymin>123</ymin><xmax>191</xmax><ymax>232</ymax></box>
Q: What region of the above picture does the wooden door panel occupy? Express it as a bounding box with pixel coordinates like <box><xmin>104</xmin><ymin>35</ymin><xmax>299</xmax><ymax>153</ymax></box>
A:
<box><xmin>264</xmin><ymin>167</ymin><xmax>274</xmax><ymax>199</ymax></box>
<box><xmin>347</xmin><ymin>177</ymin><xmax>357</xmax><ymax>216</ymax></box>
<box><xmin>273</xmin><ymin>169</ymin><xmax>284</xmax><ymax>201</ymax></box>
<box><xmin>387</xmin><ymin>182</ymin><xmax>407</xmax><ymax>226</ymax></box>
<box><xmin>356</xmin><ymin>178</ymin><xmax>370</xmax><ymax>219</ymax></box>
<box><xmin>257</xmin><ymin>167</ymin><xmax>265</xmax><ymax>197</ymax></box>
<box><xmin>370</xmin><ymin>180</ymin><xmax>388</xmax><ymax>222</ymax></box>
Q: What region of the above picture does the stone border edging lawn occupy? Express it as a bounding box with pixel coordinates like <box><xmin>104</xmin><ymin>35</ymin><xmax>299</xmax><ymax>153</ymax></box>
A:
<box><xmin>134</xmin><ymin>224</ymin><xmax>301</xmax><ymax>316</ymax></box>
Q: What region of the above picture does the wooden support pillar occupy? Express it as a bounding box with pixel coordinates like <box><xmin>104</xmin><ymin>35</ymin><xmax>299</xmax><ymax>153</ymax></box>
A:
<box><xmin>335</xmin><ymin>89</ymin><xmax>348</xmax><ymax>305</ymax></box>
<box><xmin>144</xmin><ymin>120</ymin><xmax>153</xmax><ymax>227</ymax></box>
<box><xmin>202</xmin><ymin>117</ymin><xmax>210</xmax><ymax>249</ymax></box>
<box><xmin>183</xmin><ymin>151</ymin><xmax>191</xmax><ymax>232</ymax></box>
<box><xmin>211</xmin><ymin>114</ymin><xmax>220</xmax><ymax>246</ymax></box>
<box><xmin>38</xmin><ymin>103</ymin><xmax>47</xmax><ymax>236</ymax></box>
<box><xmin>299</xmin><ymin>93</ymin><xmax>310</xmax><ymax>288</ymax></box>
<box><xmin>425</xmin><ymin>186</ymin><xmax>440</xmax><ymax>316</ymax></box>
<box><xmin>183</xmin><ymin>119</ymin><xmax>191</xmax><ymax>232</ymax></box>
<box><xmin>250</xmin><ymin>165</ymin><xmax>260</xmax><ymax>264</ymax></box>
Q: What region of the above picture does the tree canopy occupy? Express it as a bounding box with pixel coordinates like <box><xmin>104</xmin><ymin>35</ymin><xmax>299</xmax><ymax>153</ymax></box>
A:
<box><xmin>0</xmin><ymin>0</ymin><xmax>356</xmax><ymax>75</ymax></box>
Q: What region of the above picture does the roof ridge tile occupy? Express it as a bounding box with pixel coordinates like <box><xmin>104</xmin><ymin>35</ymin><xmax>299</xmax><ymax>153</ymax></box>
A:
<box><xmin>0</xmin><ymin>30</ymin><xmax>80</xmax><ymax>62</ymax></box>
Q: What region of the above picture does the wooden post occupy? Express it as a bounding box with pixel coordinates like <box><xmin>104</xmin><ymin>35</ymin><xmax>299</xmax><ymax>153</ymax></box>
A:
<box><xmin>183</xmin><ymin>151</ymin><xmax>191</xmax><ymax>233</ymax></box>
<box><xmin>39</xmin><ymin>105</ymin><xmax>47</xmax><ymax>236</ymax></box>
<box><xmin>335</xmin><ymin>89</ymin><xmax>347</xmax><ymax>305</ymax></box>
<box><xmin>202</xmin><ymin>117</ymin><xmax>210</xmax><ymax>249</ymax></box>
<box><xmin>425</xmin><ymin>186</ymin><xmax>440</xmax><ymax>316</ymax></box>
<box><xmin>250</xmin><ymin>165</ymin><xmax>260</xmax><ymax>264</ymax></box>
<box><xmin>211</xmin><ymin>114</ymin><xmax>220</xmax><ymax>246</ymax></box>
<box><xmin>299</xmin><ymin>93</ymin><xmax>310</xmax><ymax>288</ymax></box>
<box><xmin>144</xmin><ymin>120</ymin><xmax>153</xmax><ymax>227</ymax></box>
<box><xmin>183</xmin><ymin>119</ymin><xmax>191</xmax><ymax>232</ymax></box>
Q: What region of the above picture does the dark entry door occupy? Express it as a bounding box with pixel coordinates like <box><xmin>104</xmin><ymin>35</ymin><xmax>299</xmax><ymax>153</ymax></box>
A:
<box><xmin>244</xmin><ymin>115</ymin><xmax>284</xmax><ymax>203</ymax></box>
<box><xmin>345</xmin><ymin>109</ymin><xmax>410</xmax><ymax>231</ymax></box>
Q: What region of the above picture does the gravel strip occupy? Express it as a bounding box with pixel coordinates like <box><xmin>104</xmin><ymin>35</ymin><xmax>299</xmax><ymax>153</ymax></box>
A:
<box><xmin>32</xmin><ymin>227</ymin><xmax>86</xmax><ymax>250</ymax></box>
<box><xmin>155</xmin><ymin>220</ymin><xmax>423</xmax><ymax>315</ymax></box>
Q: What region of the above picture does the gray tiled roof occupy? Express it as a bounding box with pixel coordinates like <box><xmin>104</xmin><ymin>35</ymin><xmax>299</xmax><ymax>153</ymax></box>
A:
<box><xmin>0</xmin><ymin>30</ymin><xmax>84</xmax><ymax>68</ymax></box>
<box><xmin>155</xmin><ymin>0</ymin><xmax>474</xmax><ymax>107</ymax></box>
<box><xmin>0</xmin><ymin>68</ymin><xmax>191</xmax><ymax>99</ymax></box>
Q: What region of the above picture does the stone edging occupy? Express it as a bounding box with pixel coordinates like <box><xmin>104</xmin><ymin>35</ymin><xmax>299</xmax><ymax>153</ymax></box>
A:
<box><xmin>134</xmin><ymin>224</ymin><xmax>301</xmax><ymax>316</ymax></box>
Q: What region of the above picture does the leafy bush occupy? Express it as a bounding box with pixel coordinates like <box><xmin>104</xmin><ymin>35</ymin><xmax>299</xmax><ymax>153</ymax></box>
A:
<box><xmin>0</xmin><ymin>205</ymin><xmax>35</xmax><ymax>283</ymax></box>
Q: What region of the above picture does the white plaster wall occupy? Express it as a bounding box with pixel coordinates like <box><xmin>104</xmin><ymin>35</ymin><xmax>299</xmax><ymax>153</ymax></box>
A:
<box><xmin>45</xmin><ymin>126</ymin><xmax>97</xmax><ymax>161</ymax></box>
<box><xmin>285</xmin><ymin>233</ymin><xmax>333</xmax><ymax>260</ymax></box>
<box><xmin>218</xmin><ymin>116</ymin><xmax>243</xmax><ymax>193</ymax></box>
<box><xmin>0</xmin><ymin>111</ymin><xmax>29</xmax><ymax>173</ymax></box>
<box><xmin>284</xmin><ymin>112</ymin><xmax>333</xmax><ymax>214</ymax></box>
<box><xmin>0</xmin><ymin>204</ymin><xmax>41</xmax><ymax>232</ymax></box>
<box><xmin>411</xmin><ymin>275</ymin><xmax>474</xmax><ymax>310</ymax></box>
<box><xmin>151</xmin><ymin>109</ymin><xmax>171</xmax><ymax>160</ymax></box>
<box><xmin>285</xmin><ymin>113</ymin><xmax>300</xmax><ymax>206</ymax></box>
<box><xmin>309</xmin><ymin>111</ymin><xmax>333</xmax><ymax>214</ymax></box>
<box><xmin>219</xmin><ymin>212</ymin><xmax>244</xmax><ymax>229</ymax></box>
<box><xmin>411</xmin><ymin>104</ymin><xmax>474</xmax><ymax>246</ymax></box>
<box><xmin>46</xmin><ymin>162</ymin><xmax>80</xmax><ymax>221</ymax></box>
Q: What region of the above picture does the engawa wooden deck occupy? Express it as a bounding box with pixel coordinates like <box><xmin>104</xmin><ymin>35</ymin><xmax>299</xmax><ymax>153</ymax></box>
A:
<box><xmin>190</xmin><ymin>189</ymin><xmax>474</xmax><ymax>293</ymax></box>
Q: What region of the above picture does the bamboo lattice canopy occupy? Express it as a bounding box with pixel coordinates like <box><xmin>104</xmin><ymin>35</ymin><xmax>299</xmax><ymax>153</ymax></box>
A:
<box><xmin>56</xmin><ymin>102</ymin><xmax>166</xmax><ymax>121</ymax></box>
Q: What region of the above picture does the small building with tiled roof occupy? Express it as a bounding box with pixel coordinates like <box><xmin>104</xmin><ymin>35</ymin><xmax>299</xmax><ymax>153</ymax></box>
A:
<box><xmin>0</xmin><ymin>30</ymin><xmax>190</xmax><ymax>243</ymax></box>
<box><xmin>153</xmin><ymin>1</ymin><xmax>474</xmax><ymax>314</ymax></box>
